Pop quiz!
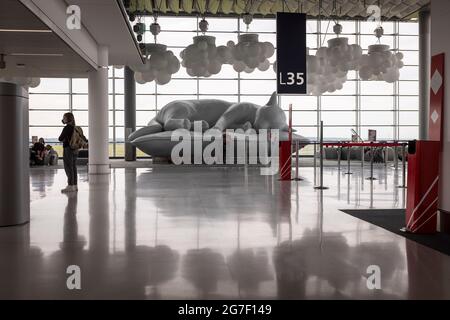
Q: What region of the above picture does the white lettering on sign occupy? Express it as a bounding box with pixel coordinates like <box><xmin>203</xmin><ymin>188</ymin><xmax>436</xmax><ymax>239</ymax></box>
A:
<box><xmin>279</xmin><ymin>72</ymin><xmax>304</xmax><ymax>86</ymax></box>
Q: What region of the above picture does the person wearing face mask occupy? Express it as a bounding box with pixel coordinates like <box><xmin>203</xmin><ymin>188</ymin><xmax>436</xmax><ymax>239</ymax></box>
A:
<box><xmin>58</xmin><ymin>112</ymin><xmax>78</xmax><ymax>193</ymax></box>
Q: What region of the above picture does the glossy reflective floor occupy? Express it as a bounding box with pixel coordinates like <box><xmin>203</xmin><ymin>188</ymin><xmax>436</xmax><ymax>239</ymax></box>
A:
<box><xmin>1</xmin><ymin>163</ymin><xmax>450</xmax><ymax>299</ymax></box>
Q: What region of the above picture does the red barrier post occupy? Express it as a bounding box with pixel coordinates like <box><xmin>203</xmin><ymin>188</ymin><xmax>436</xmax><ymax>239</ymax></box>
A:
<box><xmin>405</xmin><ymin>140</ymin><xmax>440</xmax><ymax>233</ymax></box>
<box><xmin>279</xmin><ymin>104</ymin><xmax>292</xmax><ymax>180</ymax></box>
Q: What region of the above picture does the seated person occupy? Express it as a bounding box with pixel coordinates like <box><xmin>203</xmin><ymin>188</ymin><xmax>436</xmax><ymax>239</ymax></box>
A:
<box><xmin>44</xmin><ymin>145</ymin><xmax>59</xmax><ymax>166</ymax></box>
<box><xmin>31</xmin><ymin>138</ymin><xmax>47</xmax><ymax>165</ymax></box>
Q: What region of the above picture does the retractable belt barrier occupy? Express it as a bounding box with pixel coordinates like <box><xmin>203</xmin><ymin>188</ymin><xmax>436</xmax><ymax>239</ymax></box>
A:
<box><xmin>282</xmin><ymin>140</ymin><xmax>408</xmax><ymax>189</ymax></box>
<box><xmin>321</xmin><ymin>141</ymin><xmax>408</xmax><ymax>184</ymax></box>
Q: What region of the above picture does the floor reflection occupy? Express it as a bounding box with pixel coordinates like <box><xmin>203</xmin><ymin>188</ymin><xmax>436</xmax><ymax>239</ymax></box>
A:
<box><xmin>30</xmin><ymin>167</ymin><xmax>57</xmax><ymax>199</ymax></box>
<box><xmin>0</xmin><ymin>165</ymin><xmax>448</xmax><ymax>299</ymax></box>
<box><xmin>273</xmin><ymin>229</ymin><xmax>405</xmax><ymax>299</ymax></box>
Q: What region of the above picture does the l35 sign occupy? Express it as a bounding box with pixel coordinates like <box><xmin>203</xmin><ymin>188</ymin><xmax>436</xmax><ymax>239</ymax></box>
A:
<box><xmin>276</xmin><ymin>13</ymin><xmax>307</xmax><ymax>95</ymax></box>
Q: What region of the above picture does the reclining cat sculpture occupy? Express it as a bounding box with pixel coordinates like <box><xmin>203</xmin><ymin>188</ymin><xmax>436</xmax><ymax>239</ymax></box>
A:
<box><xmin>128</xmin><ymin>92</ymin><xmax>289</xmax><ymax>143</ymax></box>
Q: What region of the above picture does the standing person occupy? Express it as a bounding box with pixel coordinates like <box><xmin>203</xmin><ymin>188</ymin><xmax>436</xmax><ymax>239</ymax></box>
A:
<box><xmin>58</xmin><ymin>112</ymin><xmax>78</xmax><ymax>193</ymax></box>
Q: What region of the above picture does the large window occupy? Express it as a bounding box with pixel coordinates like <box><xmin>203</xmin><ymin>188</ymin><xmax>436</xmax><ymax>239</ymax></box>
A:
<box><xmin>29</xmin><ymin>17</ymin><xmax>419</xmax><ymax>157</ymax></box>
<box><xmin>29</xmin><ymin>68</ymin><xmax>122</xmax><ymax>157</ymax></box>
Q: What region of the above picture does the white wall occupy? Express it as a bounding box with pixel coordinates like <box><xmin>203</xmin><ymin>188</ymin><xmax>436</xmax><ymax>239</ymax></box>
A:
<box><xmin>431</xmin><ymin>0</ymin><xmax>450</xmax><ymax>214</ymax></box>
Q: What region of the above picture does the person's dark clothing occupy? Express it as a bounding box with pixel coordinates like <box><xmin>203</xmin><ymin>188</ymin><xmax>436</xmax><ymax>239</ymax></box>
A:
<box><xmin>30</xmin><ymin>148</ymin><xmax>38</xmax><ymax>165</ymax></box>
<box><xmin>31</xmin><ymin>142</ymin><xmax>45</xmax><ymax>165</ymax></box>
<box><xmin>32</xmin><ymin>142</ymin><xmax>45</xmax><ymax>153</ymax></box>
<box><xmin>58</xmin><ymin>125</ymin><xmax>74</xmax><ymax>148</ymax></box>
<box><xmin>63</xmin><ymin>147</ymin><xmax>78</xmax><ymax>186</ymax></box>
<box><xmin>59</xmin><ymin>124</ymin><xmax>77</xmax><ymax>185</ymax></box>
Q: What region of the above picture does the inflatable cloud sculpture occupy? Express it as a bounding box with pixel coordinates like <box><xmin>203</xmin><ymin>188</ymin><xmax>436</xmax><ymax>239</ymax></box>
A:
<box><xmin>358</xmin><ymin>45</ymin><xmax>404</xmax><ymax>83</ymax></box>
<box><xmin>276</xmin><ymin>23</ymin><xmax>362</xmax><ymax>95</ymax></box>
<box><xmin>180</xmin><ymin>35</ymin><xmax>233</xmax><ymax>77</ymax></box>
<box><xmin>323</xmin><ymin>39</ymin><xmax>362</xmax><ymax>73</ymax></box>
<box><xmin>227</xmin><ymin>34</ymin><xmax>274</xmax><ymax>73</ymax></box>
<box><xmin>275</xmin><ymin>44</ymin><xmax>360</xmax><ymax>95</ymax></box>
<box><xmin>324</xmin><ymin>24</ymin><xmax>363</xmax><ymax>73</ymax></box>
<box><xmin>133</xmin><ymin>43</ymin><xmax>180</xmax><ymax>85</ymax></box>
<box><xmin>274</xmin><ymin>25</ymin><xmax>404</xmax><ymax>94</ymax></box>
<box><xmin>307</xmin><ymin>29</ymin><xmax>362</xmax><ymax>95</ymax></box>
<box><xmin>306</xmin><ymin>53</ymin><xmax>348</xmax><ymax>95</ymax></box>
<box><xmin>358</xmin><ymin>26</ymin><xmax>404</xmax><ymax>83</ymax></box>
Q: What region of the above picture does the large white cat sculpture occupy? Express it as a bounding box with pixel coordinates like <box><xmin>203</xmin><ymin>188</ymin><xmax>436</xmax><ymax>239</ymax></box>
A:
<box><xmin>128</xmin><ymin>92</ymin><xmax>288</xmax><ymax>143</ymax></box>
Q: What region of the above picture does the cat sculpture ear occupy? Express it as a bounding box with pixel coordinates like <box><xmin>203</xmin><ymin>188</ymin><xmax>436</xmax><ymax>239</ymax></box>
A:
<box><xmin>262</xmin><ymin>92</ymin><xmax>296</xmax><ymax>132</ymax></box>
<box><xmin>266</xmin><ymin>91</ymin><xmax>278</xmax><ymax>107</ymax></box>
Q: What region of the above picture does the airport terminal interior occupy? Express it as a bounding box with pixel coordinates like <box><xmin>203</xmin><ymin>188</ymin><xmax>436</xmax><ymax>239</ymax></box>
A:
<box><xmin>1</xmin><ymin>0</ymin><xmax>450</xmax><ymax>299</ymax></box>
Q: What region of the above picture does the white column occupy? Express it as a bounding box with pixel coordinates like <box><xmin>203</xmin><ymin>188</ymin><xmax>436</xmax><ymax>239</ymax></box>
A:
<box><xmin>431</xmin><ymin>0</ymin><xmax>450</xmax><ymax>232</ymax></box>
<box><xmin>88</xmin><ymin>45</ymin><xmax>110</xmax><ymax>175</ymax></box>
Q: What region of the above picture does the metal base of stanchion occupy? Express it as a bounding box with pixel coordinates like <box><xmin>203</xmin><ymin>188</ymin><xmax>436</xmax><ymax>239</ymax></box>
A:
<box><xmin>278</xmin><ymin>177</ymin><xmax>304</xmax><ymax>181</ymax></box>
<box><xmin>314</xmin><ymin>186</ymin><xmax>329</xmax><ymax>190</ymax></box>
<box><xmin>344</xmin><ymin>172</ymin><xmax>353</xmax><ymax>175</ymax></box>
<box><xmin>399</xmin><ymin>227</ymin><xmax>412</xmax><ymax>233</ymax></box>
<box><xmin>397</xmin><ymin>185</ymin><xmax>407</xmax><ymax>189</ymax></box>
<box><xmin>366</xmin><ymin>177</ymin><xmax>377</xmax><ymax>180</ymax></box>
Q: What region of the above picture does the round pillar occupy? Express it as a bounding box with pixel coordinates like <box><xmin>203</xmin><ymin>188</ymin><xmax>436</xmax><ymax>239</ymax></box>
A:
<box><xmin>0</xmin><ymin>82</ymin><xmax>29</xmax><ymax>226</ymax></box>
<box><xmin>124</xmin><ymin>66</ymin><xmax>136</xmax><ymax>161</ymax></box>
<box><xmin>88</xmin><ymin>46</ymin><xmax>110</xmax><ymax>174</ymax></box>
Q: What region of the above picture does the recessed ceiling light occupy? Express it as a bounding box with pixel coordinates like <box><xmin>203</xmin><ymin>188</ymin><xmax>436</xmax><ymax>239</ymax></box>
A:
<box><xmin>9</xmin><ymin>53</ymin><xmax>63</xmax><ymax>57</ymax></box>
<box><xmin>0</xmin><ymin>29</ymin><xmax>52</xmax><ymax>33</ymax></box>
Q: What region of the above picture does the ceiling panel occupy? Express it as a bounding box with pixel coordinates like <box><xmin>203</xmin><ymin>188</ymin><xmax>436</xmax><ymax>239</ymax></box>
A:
<box><xmin>0</xmin><ymin>0</ymin><xmax>94</xmax><ymax>77</ymax></box>
<box><xmin>125</xmin><ymin>0</ymin><xmax>429</xmax><ymax>21</ymax></box>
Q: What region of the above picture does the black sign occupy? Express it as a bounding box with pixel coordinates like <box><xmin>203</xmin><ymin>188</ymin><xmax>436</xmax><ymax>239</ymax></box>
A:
<box><xmin>276</xmin><ymin>12</ymin><xmax>307</xmax><ymax>94</ymax></box>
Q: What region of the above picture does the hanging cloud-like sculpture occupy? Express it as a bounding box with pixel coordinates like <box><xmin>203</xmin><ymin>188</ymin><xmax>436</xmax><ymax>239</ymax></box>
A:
<box><xmin>358</xmin><ymin>45</ymin><xmax>404</xmax><ymax>83</ymax></box>
<box><xmin>227</xmin><ymin>34</ymin><xmax>274</xmax><ymax>73</ymax></box>
<box><xmin>358</xmin><ymin>27</ymin><xmax>404</xmax><ymax>83</ymax></box>
<box><xmin>180</xmin><ymin>35</ymin><xmax>233</xmax><ymax>77</ymax></box>
<box><xmin>133</xmin><ymin>44</ymin><xmax>180</xmax><ymax>85</ymax></box>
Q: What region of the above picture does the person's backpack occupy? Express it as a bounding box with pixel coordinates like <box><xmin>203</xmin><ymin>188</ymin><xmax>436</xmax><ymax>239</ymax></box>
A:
<box><xmin>69</xmin><ymin>126</ymin><xmax>88</xmax><ymax>150</ymax></box>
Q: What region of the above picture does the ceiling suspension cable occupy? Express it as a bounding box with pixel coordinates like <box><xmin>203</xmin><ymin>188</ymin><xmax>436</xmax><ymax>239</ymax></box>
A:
<box><xmin>284</xmin><ymin>0</ymin><xmax>293</xmax><ymax>13</ymax></box>
<box><xmin>319</xmin><ymin>0</ymin><xmax>333</xmax><ymax>47</ymax></box>
<box><xmin>378</xmin><ymin>0</ymin><xmax>382</xmax><ymax>27</ymax></box>
<box><xmin>244</xmin><ymin>0</ymin><xmax>251</xmax><ymax>14</ymax></box>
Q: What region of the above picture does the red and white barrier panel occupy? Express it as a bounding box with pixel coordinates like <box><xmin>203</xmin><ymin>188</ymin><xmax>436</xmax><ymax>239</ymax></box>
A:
<box><xmin>405</xmin><ymin>140</ymin><xmax>440</xmax><ymax>234</ymax></box>
<box><xmin>279</xmin><ymin>104</ymin><xmax>292</xmax><ymax>181</ymax></box>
